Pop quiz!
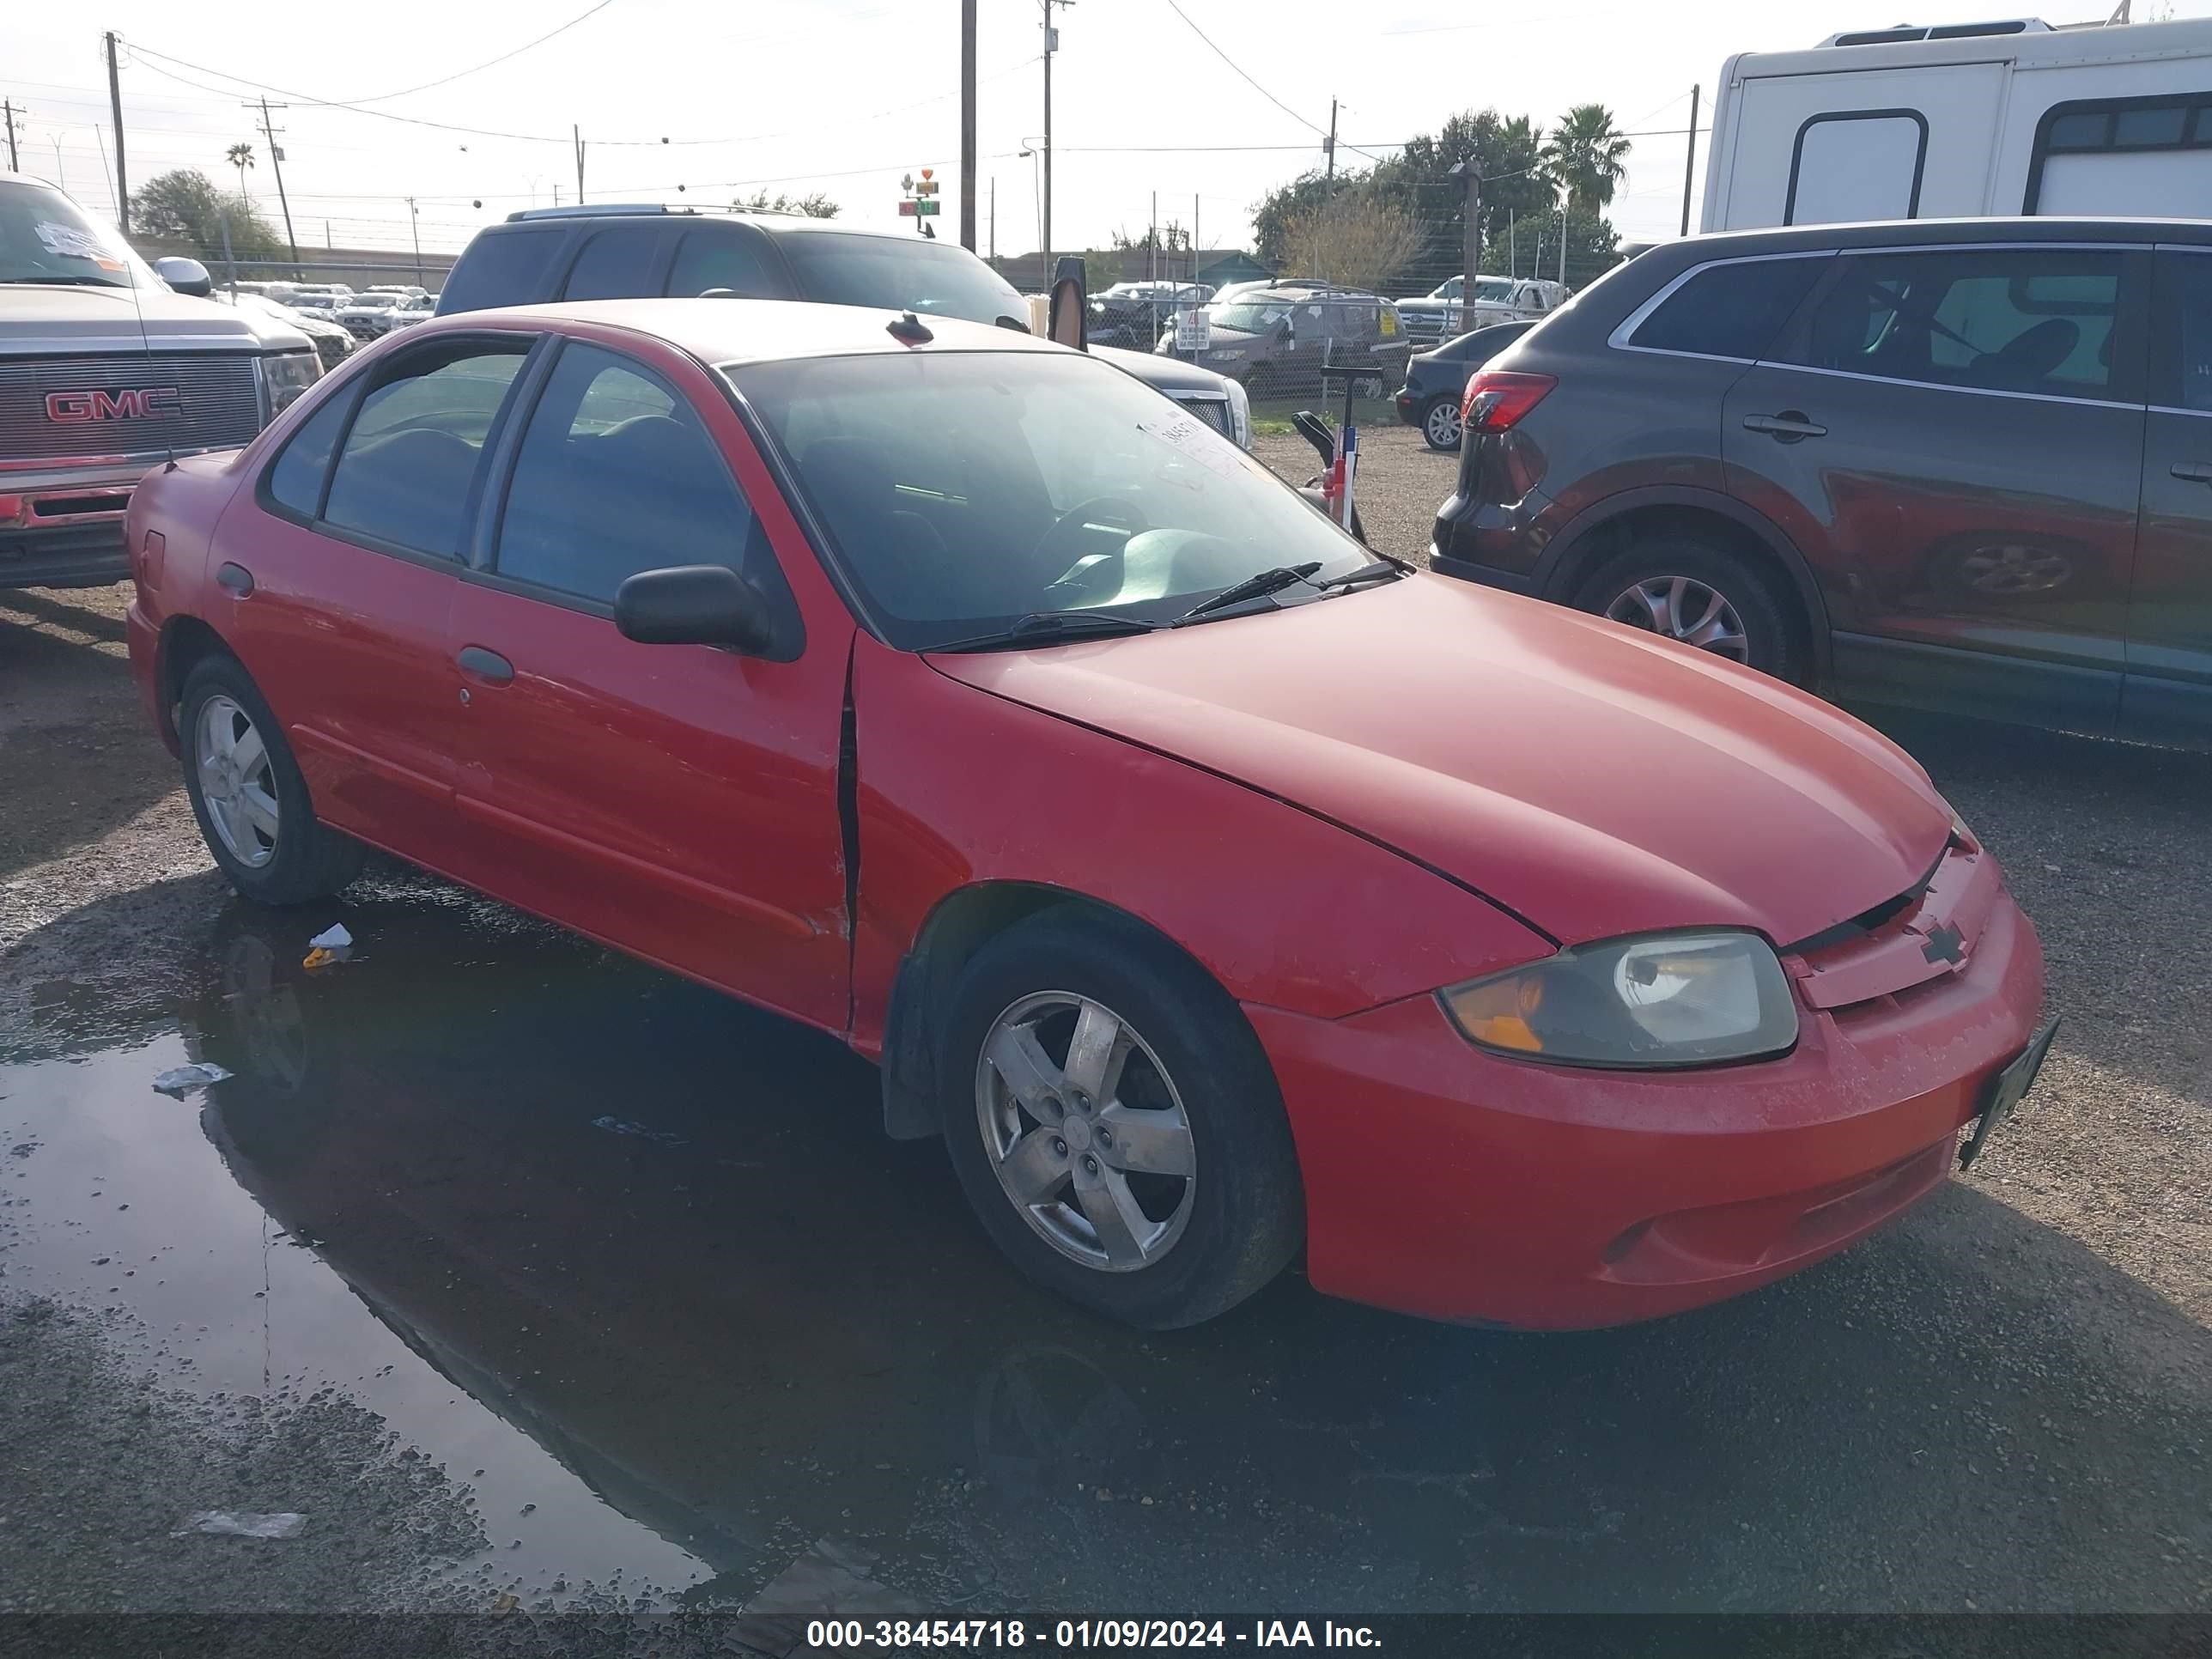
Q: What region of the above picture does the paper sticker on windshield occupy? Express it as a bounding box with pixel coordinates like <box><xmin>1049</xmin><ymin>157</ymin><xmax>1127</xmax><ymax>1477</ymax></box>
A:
<box><xmin>35</xmin><ymin>221</ymin><xmax>117</xmax><ymax>263</ymax></box>
<box><xmin>1135</xmin><ymin>412</ymin><xmax>1243</xmax><ymax>480</ymax></box>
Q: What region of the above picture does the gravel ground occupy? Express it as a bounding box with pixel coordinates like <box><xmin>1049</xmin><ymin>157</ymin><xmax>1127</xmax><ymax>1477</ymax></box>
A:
<box><xmin>1252</xmin><ymin>421</ymin><xmax>1453</xmax><ymax>565</ymax></box>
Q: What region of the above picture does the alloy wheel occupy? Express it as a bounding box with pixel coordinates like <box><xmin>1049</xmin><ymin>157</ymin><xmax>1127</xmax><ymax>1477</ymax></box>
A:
<box><xmin>1424</xmin><ymin>398</ymin><xmax>1462</xmax><ymax>449</ymax></box>
<box><xmin>1604</xmin><ymin>575</ymin><xmax>1752</xmax><ymax>663</ymax></box>
<box><xmin>975</xmin><ymin>991</ymin><xmax>1197</xmax><ymax>1273</ymax></box>
<box><xmin>195</xmin><ymin>694</ymin><xmax>281</xmax><ymax>868</ymax></box>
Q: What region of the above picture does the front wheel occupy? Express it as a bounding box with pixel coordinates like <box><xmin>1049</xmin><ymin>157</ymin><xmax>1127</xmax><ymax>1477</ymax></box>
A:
<box><xmin>939</xmin><ymin>910</ymin><xmax>1304</xmax><ymax>1329</ymax></box>
<box><xmin>1419</xmin><ymin>394</ymin><xmax>1462</xmax><ymax>452</ymax></box>
<box><xmin>1571</xmin><ymin>538</ymin><xmax>1804</xmax><ymax>683</ymax></box>
<box><xmin>180</xmin><ymin>654</ymin><xmax>366</xmax><ymax>905</ymax></box>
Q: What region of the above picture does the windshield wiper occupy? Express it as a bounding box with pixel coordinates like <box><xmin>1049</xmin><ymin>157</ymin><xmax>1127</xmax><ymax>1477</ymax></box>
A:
<box><xmin>1316</xmin><ymin>558</ymin><xmax>1411</xmax><ymax>594</ymax></box>
<box><xmin>1171</xmin><ymin>562</ymin><xmax>1324</xmax><ymax>626</ymax></box>
<box><xmin>927</xmin><ymin>611</ymin><xmax>1160</xmax><ymax>653</ymax></box>
<box><xmin>0</xmin><ymin>275</ymin><xmax>131</xmax><ymax>288</ymax></box>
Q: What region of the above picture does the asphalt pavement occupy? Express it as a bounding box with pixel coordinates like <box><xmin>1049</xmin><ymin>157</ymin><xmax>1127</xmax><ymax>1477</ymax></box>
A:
<box><xmin>1</xmin><ymin>471</ymin><xmax>2208</xmax><ymax>1640</ymax></box>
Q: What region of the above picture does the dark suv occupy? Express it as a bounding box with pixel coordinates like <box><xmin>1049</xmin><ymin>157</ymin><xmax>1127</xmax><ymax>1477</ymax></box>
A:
<box><xmin>437</xmin><ymin>206</ymin><xmax>1249</xmax><ymax>447</ymax></box>
<box><xmin>1432</xmin><ymin>216</ymin><xmax>2212</xmax><ymax>748</ymax></box>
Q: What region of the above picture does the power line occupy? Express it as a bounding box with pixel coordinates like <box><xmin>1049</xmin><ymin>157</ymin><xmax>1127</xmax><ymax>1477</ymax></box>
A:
<box><xmin>1158</xmin><ymin>0</ymin><xmax>1385</xmax><ymax>166</ymax></box>
<box><xmin>343</xmin><ymin>0</ymin><xmax>620</xmax><ymax>104</ymax></box>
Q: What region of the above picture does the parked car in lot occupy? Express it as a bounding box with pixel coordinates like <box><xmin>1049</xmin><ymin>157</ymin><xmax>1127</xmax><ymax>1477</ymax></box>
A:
<box><xmin>1397</xmin><ymin>320</ymin><xmax>1535</xmax><ymax>450</ymax></box>
<box><xmin>1432</xmin><ymin>215</ymin><xmax>2212</xmax><ymax>748</ymax></box>
<box><xmin>1089</xmin><ymin>280</ymin><xmax>1210</xmax><ymax>349</ymax></box>
<box><xmin>215</xmin><ymin>289</ymin><xmax>356</xmax><ymax>372</ymax></box>
<box><xmin>1165</xmin><ymin>283</ymin><xmax>1411</xmax><ymax>398</ymax></box>
<box><xmin>125</xmin><ymin>297</ymin><xmax>2049</xmax><ymax>1329</ymax></box>
<box><xmin>0</xmin><ymin>170</ymin><xmax>321</xmax><ymax>591</ymax></box>
<box><xmin>1399</xmin><ymin>276</ymin><xmax>1571</xmax><ymax>345</ymax></box>
<box><xmin>381</xmin><ymin>292</ymin><xmax>438</xmax><ymax>331</ymax></box>
<box><xmin>436</xmin><ymin>205</ymin><xmax>1249</xmax><ymax>447</ymax></box>
<box><xmin>335</xmin><ymin>291</ymin><xmax>404</xmax><ymax>340</ymax></box>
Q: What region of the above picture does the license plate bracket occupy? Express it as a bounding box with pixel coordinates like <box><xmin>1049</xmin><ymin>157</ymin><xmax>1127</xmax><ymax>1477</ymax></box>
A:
<box><xmin>1959</xmin><ymin>1017</ymin><xmax>2058</xmax><ymax>1171</ymax></box>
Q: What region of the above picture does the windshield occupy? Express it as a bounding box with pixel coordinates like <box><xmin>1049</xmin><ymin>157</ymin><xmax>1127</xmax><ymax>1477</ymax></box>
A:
<box><xmin>0</xmin><ymin>179</ymin><xmax>159</xmax><ymax>289</ymax></box>
<box><xmin>732</xmin><ymin>350</ymin><xmax>1370</xmax><ymax>649</ymax></box>
<box><xmin>780</xmin><ymin>232</ymin><xmax>1028</xmax><ymax>327</ymax></box>
<box><xmin>1206</xmin><ymin>301</ymin><xmax>1287</xmax><ymax>334</ymax></box>
<box><xmin>1471</xmin><ymin>277</ymin><xmax>1516</xmax><ymax>302</ymax></box>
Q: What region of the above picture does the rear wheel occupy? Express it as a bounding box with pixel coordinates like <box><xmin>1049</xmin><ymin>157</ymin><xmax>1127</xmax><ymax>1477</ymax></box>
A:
<box><xmin>939</xmin><ymin>909</ymin><xmax>1304</xmax><ymax>1329</ymax></box>
<box><xmin>180</xmin><ymin>654</ymin><xmax>365</xmax><ymax>905</ymax></box>
<box><xmin>1572</xmin><ymin>538</ymin><xmax>1804</xmax><ymax>683</ymax></box>
<box><xmin>1419</xmin><ymin>394</ymin><xmax>1462</xmax><ymax>452</ymax></box>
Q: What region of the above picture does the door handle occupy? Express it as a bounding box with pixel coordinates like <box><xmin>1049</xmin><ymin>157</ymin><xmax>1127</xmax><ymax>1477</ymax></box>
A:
<box><xmin>2172</xmin><ymin>463</ymin><xmax>2212</xmax><ymax>484</ymax></box>
<box><xmin>215</xmin><ymin>562</ymin><xmax>254</xmax><ymax>596</ymax></box>
<box><xmin>1742</xmin><ymin>412</ymin><xmax>1828</xmax><ymax>441</ymax></box>
<box><xmin>456</xmin><ymin>646</ymin><xmax>514</xmax><ymax>685</ymax></box>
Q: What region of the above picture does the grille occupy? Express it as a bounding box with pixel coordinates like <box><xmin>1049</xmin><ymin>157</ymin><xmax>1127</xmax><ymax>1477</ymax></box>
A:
<box><xmin>0</xmin><ymin>353</ymin><xmax>262</xmax><ymax>464</ymax></box>
<box><xmin>1179</xmin><ymin>397</ymin><xmax>1233</xmax><ymax>437</ymax></box>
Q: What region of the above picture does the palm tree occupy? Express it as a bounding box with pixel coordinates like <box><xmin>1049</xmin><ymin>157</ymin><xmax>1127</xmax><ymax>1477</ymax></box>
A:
<box><xmin>1541</xmin><ymin>105</ymin><xmax>1631</xmax><ymax>215</ymax></box>
<box><xmin>226</xmin><ymin>143</ymin><xmax>255</xmax><ymax>202</ymax></box>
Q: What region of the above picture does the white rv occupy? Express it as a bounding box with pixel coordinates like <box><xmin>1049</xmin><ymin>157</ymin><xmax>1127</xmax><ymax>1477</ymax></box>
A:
<box><xmin>1700</xmin><ymin>15</ymin><xmax>2212</xmax><ymax>232</ymax></box>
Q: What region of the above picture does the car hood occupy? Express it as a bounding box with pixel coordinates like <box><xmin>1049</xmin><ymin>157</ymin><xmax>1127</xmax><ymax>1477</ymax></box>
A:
<box><xmin>1093</xmin><ymin>343</ymin><xmax>1231</xmax><ymax>394</ymax></box>
<box><xmin>1</xmin><ymin>280</ymin><xmax>309</xmax><ymax>353</ymax></box>
<box><xmin>926</xmin><ymin>575</ymin><xmax>1952</xmax><ymax>948</ymax></box>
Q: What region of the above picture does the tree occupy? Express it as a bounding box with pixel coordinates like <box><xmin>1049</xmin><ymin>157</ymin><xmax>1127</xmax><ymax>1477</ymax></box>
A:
<box><xmin>1277</xmin><ymin>194</ymin><xmax>1425</xmax><ymax>292</ymax></box>
<box><xmin>225</xmin><ymin>143</ymin><xmax>255</xmax><ymax>200</ymax></box>
<box><xmin>128</xmin><ymin>168</ymin><xmax>284</xmax><ymax>262</ymax></box>
<box><xmin>733</xmin><ymin>189</ymin><xmax>838</xmax><ymax>217</ymax></box>
<box><xmin>1541</xmin><ymin>105</ymin><xmax>1632</xmax><ymax>215</ymax></box>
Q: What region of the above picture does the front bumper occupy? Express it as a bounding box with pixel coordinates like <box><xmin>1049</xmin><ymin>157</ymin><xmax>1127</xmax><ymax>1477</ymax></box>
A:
<box><xmin>1249</xmin><ymin>884</ymin><xmax>2045</xmax><ymax>1328</ymax></box>
<box><xmin>0</xmin><ymin>460</ymin><xmax>158</xmax><ymax>589</ymax></box>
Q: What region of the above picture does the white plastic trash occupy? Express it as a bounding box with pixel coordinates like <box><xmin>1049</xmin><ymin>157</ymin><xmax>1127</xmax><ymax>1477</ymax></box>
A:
<box><xmin>173</xmin><ymin>1511</ymin><xmax>307</xmax><ymax>1539</ymax></box>
<box><xmin>151</xmin><ymin>1063</ymin><xmax>233</xmax><ymax>1097</ymax></box>
<box><xmin>307</xmin><ymin>924</ymin><xmax>352</xmax><ymax>950</ymax></box>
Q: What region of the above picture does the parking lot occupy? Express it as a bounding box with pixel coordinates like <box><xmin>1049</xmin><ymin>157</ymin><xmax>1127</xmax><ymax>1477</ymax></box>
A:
<box><xmin>1</xmin><ymin>428</ymin><xmax>2207</xmax><ymax>1626</ymax></box>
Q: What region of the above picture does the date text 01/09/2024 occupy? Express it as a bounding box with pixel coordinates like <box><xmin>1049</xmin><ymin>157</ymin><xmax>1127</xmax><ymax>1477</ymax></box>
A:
<box><xmin>804</xmin><ymin>1620</ymin><xmax>1384</xmax><ymax>1650</ymax></box>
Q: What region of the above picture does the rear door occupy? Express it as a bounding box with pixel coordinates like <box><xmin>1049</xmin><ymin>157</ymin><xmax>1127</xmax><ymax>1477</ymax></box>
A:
<box><xmin>224</xmin><ymin>335</ymin><xmax>537</xmax><ymax>854</ymax></box>
<box><xmin>1723</xmin><ymin>241</ymin><xmax>2148</xmax><ymax>730</ymax></box>
<box><xmin>2124</xmin><ymin>246</ymin><xmax>2212</xmax><ymax>743</ymax></box>
<box><xmin>442</xmin><ymin>334</ymin><xmax>853</xmax><ymax>1029</ymax></box>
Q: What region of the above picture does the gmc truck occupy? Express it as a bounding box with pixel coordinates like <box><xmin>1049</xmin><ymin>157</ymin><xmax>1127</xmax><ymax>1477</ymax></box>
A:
<box><xmin>2</xmin><ymin>171</ymin><xmax>322</xmax><ymax>592</ymax></box>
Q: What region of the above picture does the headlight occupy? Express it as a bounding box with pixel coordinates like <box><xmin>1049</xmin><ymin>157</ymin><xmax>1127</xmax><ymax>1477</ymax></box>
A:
<box><xmin>1223</xmin><ymin>376</ymin><xmax>1251</xmax><ymax>449</ymax></box>
<box><xmin>1206</xmin><ymin>346</ymin><xmax>1247</xmax><ymax>362</ymax></box>
<box><xmin>258</xmin><ymin>349</ymin><xmax>322</xmax><ymax>415</ymax></box>
<box><xmin>1439</xmin><ymin>930</ymin><xmax>1798</xmax><ymax>1069</ymax></box>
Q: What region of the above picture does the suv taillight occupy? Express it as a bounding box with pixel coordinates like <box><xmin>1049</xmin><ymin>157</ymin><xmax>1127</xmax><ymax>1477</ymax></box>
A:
<box><xmin>1461</xmin><ymin>371</ymin><xmax>1555</xmax><ymax>433</ymax></box>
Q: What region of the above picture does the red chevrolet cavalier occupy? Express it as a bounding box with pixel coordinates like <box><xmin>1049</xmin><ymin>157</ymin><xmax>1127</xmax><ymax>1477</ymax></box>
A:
<box><xmin>125</xmin><ymin>300</ymin><xmax>2052</xmax><ymax>1330</ymax></box>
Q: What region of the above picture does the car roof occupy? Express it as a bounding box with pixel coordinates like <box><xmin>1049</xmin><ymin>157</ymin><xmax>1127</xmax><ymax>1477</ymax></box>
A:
<box><xmin>492</xmin><ymin>207</ymin><xmax>927</xmax><ymax>247</ymax></box>
<box><xmin>1654</xmin><ymin>215</ymin><xmax>2212</xmax><ymax>260</ymax></box>
<box><xmin>433</xmin><ymin>296</ymin><xmax>1063</xmax><ymax>367</ymax></box>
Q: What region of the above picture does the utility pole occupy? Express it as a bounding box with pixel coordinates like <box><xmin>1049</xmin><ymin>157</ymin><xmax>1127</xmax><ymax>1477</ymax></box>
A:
<box><xmin>989</xmin><ymin>176</ymin><xmax>997</xmax><ymax>261</ymax></box>
<box><xmin>1559</xmin><ymin>201</ymin><xmax>1567</xmax><ymax>285</ymax></box>
<box><xmin>249</xmin><ymin>97</ymin><xmax>301</xmax><ymax>278</ymax></box>
<box><xmin>216</xmin><ymin>203</ymin><xmax>237</xmax><ymax>292</ymax></box>
<box><xmin>1041</xmin><ymin>0</ymin><xmax>1072</xmax><ymax>274</ymax></box>
<box><xmin>1324</xmin><ymin>99</ymin><xmax>1338</xmax><ymax>182</ymax></box>
<box><xmin>1149</xmin><ymin>191</ymin><xmax>1157</xmax><ymax>282</ymax></box>
<box><xmin>1451</xmin><ymin>155</ymin><xmax>1483</xmax><ymax>310</ymax></box>
<box><xmin>407</xmin><ymin>198</ymin><xmax>423</xmax><ymax>284</ymax></box>
<box><xmin>1679</xmin><ymin>84</ymin><xmax>1701</xmax><ymax>237</ymax></box>
<box><xmin>104</xmin><ymin>32</ymin><xmax>129</xmax><ymax>231</ymax></box>
<box><xmin>573</xmin><ymin>125</ymin><xmax>586</xmax><ymax>204</ymax></box>
<box><xmin>1193</xmin><ymin>192</ymin><xmax>1200</xmax><ymax>282</ymax></box>
<box><xmin>2</xmin><ymin>100</ymin><xmax>21</xmax><ymax>173</ymax></box>
<box><xmin>959</xmin><ymin>0</ymin><xmax>978</xmax><ymax>252</ymax></box>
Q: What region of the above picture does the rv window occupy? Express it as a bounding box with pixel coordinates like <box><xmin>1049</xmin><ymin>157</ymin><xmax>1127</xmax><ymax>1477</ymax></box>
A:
<box><xmin>2028</xmin><ymin>94</ymin><xmax>2212</xmax><ymax>216</ymax></box>
<box><xmin>1628</xmin><ymin>258</ymin><xmax>1825</xmax><ymax>361</ymax></box>
<box><xmin>1786</xmin><ymin>112</ymin><xmax>1926</xmax><ymax>227</ymax></box>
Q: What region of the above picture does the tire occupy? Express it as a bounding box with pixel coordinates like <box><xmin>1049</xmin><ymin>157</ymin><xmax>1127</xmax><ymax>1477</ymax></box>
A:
<box><xmin>179</xmin><ymin>653</ymin><xmax>366</xmax><ymax>905</ymax></box>
<box><xmin>1419</xmin><ymin>394</ymin><xmax>1462</xmax><ymax>453</ymax></box>
<box><xmin>939</xmin><ymin>908</ymin><xmax>1304</xmax><ymax>1329</ymax></box>
<box><xmin>1571</xmin><ymin>537</ymin><xmax>1804</xmax><ymax>683</ymax></box>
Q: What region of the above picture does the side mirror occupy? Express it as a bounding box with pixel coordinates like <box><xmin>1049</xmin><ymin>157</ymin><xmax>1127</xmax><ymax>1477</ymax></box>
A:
<box><xmin>154</xmin><ymin>256</ymin><xmax>213</xmax><ymax>298</ymax></box>
<box><xmin>614</xmin><ymin>564</ymin><xmax>775</xmax><ymax>653</ymax></box>
<box><xmin>1048</xmin><ymin>255</ymin><xmax>1087</xmax><ymax>351</ymax></box>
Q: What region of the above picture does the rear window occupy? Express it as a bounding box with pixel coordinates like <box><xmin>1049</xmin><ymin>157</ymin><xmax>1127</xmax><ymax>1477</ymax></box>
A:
<box><xmin>1629</xmin><ymin>257</ymin><xmax>1826</xmax><ymax>360</ymax></box>
<box><xmin>437</xmin><ymin>227</ymin><xmax>566</xmax><ymax>314</ymax></box>
<box><xmin>562</xmin><ymin>228</ymin><xmax>665</xmax><ymax>301</ymax></box>
<box><xmin>778</xmin><ymin>232</ymin><xmax>1028</xmax><ymax>327</ymax></box>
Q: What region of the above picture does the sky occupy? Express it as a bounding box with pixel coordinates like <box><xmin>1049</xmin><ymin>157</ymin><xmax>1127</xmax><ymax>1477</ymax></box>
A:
<box><xmin>11</xmin><ymin>0</ymin><xmax>2212</xmax><ymax>268</ymax></box>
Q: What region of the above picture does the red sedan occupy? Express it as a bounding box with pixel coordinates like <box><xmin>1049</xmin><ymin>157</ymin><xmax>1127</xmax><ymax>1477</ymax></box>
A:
<box><xmin>125</xmin><ymin>300</ymin><xmax>2051</xmax><ymax>1330</ymax></box>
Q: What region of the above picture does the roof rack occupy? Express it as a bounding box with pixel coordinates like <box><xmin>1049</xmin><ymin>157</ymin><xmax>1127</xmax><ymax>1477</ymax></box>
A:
<box><xmin>503</xmin><ymin>203</ymin><xmax>702</xmax><ymax>223</ymax></box>
<box><xmin>1820</xmin><ymin>17</ymin><xmax>2048</xmax><ymax>46</ymax></box>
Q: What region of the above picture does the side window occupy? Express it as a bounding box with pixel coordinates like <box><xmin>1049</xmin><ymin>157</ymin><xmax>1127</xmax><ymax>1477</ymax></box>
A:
<box><xmin>1787</xmin><ymin>247</ymin><xmax>2126</xmax><ymax>400</ymax></box>
<box><xmin>1787</xmin><ymin>112</ymin><xmax>1926</xmax><ymax>226</ymax></box>
<box><xmin>438</xmin><ymin>227</ymin><xmax>564</xmax><ymax>313</ymax></box>
<box><xmin>322</xmin><ymin>344</ymin><xmax>530</xmax><ymax>556</ymax></box>
<box><xmin>263</xmin><ymin>392</ymin><xmax>352</xmax><ymax>520</ymax></box>
<box><xmin>494</xmin><ymin>343</ymin><xmax>797</xmax><ymax>638</ymax></box>
<box><xmin>1628</xmin><ymin>258</ymin><xmax>1824</xmax><ymax>360</ymax></box>
<box><xmin>562</xmin><ymin>228</ymin><xmax>665</xmax><ymax>301</ymax></box>
<box><xmin>2156</xmin><ymin>252</ymin><xmax>2212</xmax><ymax>413</ymax></box>
<box><xmin>667</xmin><ymin>228</ymin><xmax>781</xmax><ymax>298</ymax></box>
<box><xmin>2030</xmin><ymin>94</ymin><xmax>2212</xmax><ymax>216</ymax></box>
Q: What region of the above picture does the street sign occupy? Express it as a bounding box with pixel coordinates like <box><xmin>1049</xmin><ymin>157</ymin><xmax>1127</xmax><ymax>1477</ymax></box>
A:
<box><xmin>914</xmin><ymin>179</ymin><xmax>939</xmax><ymax>196</ymax></box>
<box><xmin>1175</xmin><ymin>306</ymin><xmax>1211</xmax><ymax>353</ymax></box>
<box><xmin>915</xmin><ymin>199</ymin><xmax>939</xmax><ymax>216</ymax></box>
<box><xmin>898</xmin><ymin>200</ymin><xmax>917</xmax><ymax>216</ymax></box>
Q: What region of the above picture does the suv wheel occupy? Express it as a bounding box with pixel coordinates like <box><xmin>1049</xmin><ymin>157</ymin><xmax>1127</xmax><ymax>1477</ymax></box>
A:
<box><xmin>939</xmin><ymin>909</ymin><xmax>1304</xmax><ymax>1329</ymax></box>
<box><xmin>1419</xmin><ymin>395</ymin><xmax>1462</xmax><ymax>452</ymax></box>
<box><xmin>1573</xmin><ymin>538</ymin><xmax>1803</xmax><ymax>682</ymax></box>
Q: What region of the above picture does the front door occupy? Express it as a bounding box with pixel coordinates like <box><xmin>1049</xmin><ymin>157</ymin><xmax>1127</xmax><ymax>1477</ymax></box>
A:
<box><xmin>443</xmin><ymin>336</ymin><xmax>853</xmax><ymax>1030</ymax></box>
<box><xmin>2124</xmin><ymin>246</ymin><xmax>2212</xmax><ymax>744</ymax></box>
<box><xmin>1723</xmin><ymin>242</ymin><xmax>2148</xmax><ymax>731</ymax></box>
<box><xmin>222</xmin><ymin>336</ymin><xmax>536</xmax><ymax>854</ymax></box>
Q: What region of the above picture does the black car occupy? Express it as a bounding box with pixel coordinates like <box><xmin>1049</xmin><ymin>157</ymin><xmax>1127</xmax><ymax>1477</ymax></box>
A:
<box><xmin>1395</xmin><ymin>321</ymin><xmax>1534</xmax><ymax>452</ymax></box>
<box><xmin>436</xmin><ymin>207</ymin><xmax>1249</xmax><ymax>447</ymax></box>
<box><xmin>1431</xmin><ymin>216</ymin><xmax>2212</xmax><ymax>748</ymax></box>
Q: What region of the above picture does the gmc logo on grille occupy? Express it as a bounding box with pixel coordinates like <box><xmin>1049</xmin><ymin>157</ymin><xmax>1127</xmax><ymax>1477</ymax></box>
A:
<box><xmin>45</xmin><ymin>387</ymin><xmax>183</xmax><ymax>422</ymax></box>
